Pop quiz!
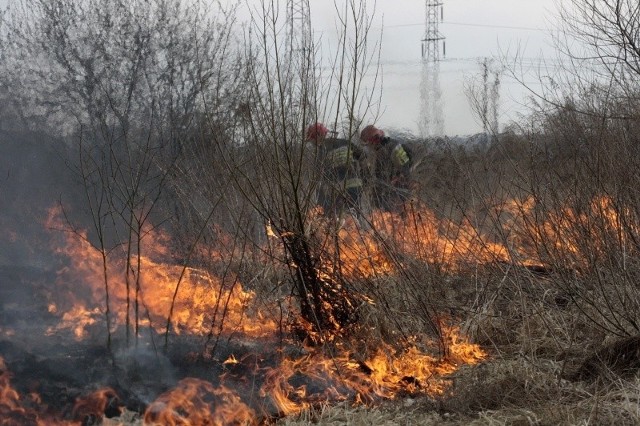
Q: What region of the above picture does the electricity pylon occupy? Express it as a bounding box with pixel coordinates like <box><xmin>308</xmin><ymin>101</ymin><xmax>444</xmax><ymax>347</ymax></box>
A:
<box><xmin>420</xmin><ymin>0</ymin><xmax>445</xmax><ymax>138</ymax></box>
<box><xmin>286</xmin><ymin>0</ymin><xmax>316</xmax><ymax>120</ymax></box>
<box><xmin>286</xmin><ymin>0</ymin><xmax>311</xmax><ymax>55</ymax></box>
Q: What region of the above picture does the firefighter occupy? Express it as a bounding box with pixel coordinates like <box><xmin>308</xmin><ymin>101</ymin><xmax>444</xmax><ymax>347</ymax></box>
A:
<box><xmin>360</xmin><ymin>124</ymin><xmax>413</xmax><ymax>213</ymax></box>
<box><xmin>306</xmin><ymin>122</ymin><xmax>365</xmax><ymax>222</ymax></box>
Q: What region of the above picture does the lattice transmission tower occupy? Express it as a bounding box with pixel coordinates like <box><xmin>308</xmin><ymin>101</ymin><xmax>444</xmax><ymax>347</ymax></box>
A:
<box><xmin>286</xmin><ymin>0</ymin><xmax>316</xmax><ymax>120</ymax></box>
<box><xmin>420</xmin><ymin>0</ymin><xmax>445</xmax><ymax>138</ymax></box>
<box><xmin>286</xmin><ymin>0</ymin><xmax>311</xmax><ymax>55</ymax></box>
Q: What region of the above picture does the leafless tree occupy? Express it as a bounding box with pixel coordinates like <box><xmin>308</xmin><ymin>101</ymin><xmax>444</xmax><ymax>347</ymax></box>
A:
<box><xmin>558</xmin><ymin>0</ymin><xmax>640</xmax><ymax>98</ymax></box>
<box><xmin>495</xmin><ymin>0</ymin><xmax>640</xmax><ymax>341</ymax></box>
<box><xmin>0</xmin><ymin>0</ymin><xmax>242</xmax><ymax>348</ymax></box>
<box><xmin>195</xmin><ymin>0</ymin><xmax>384</xmax><ymax>342</ymax></box>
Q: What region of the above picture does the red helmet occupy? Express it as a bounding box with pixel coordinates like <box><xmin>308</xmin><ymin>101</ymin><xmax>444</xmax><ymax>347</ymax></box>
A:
<box><xmin>306</xmin><ymin>122</ymin><xmax>329</xmax><ymax>142</ymax></box>
<box><xmin>360</xmin><ymin>124</ymin><xmax>385</xmax><ymax>145</ymax></box>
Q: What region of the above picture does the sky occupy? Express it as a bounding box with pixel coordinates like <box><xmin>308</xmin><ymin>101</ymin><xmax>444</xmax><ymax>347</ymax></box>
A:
<box><xmin>302</xmin><ymin>0</ymin><xmax>562</xmax><ymax>136</ymax></box>
<box><xmin>0</xmin><ymin>0</ymin><xmax>562</xmax><ymax>137</ymax></box>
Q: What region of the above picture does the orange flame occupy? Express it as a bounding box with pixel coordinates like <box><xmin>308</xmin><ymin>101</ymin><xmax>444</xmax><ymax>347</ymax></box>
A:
<box><xmin>0</xmin><ymin>356</ymin><xmax>25</xmax><ymax>422</ymax></box>
<box><xmin>498</xmin><ymin>195</ymin><xmax>636</xmax><ymax>270</ymax></box>
<box><xmin>44</xmin><ymin>206</ymin><xmax>278</xmax><ymax>340</ymax></box>
<box><xmin>303</xmin><ymin>201</ymin><xmax>513</xmax><ymax>280</ymax></box>
<box><xmin>261</xmin><ymin>326</ymin><xmax>485</xmax><ymax>416</ymax></box>
<box><xmin>37</xmin><ymin>204</ymin><xmax>489</xmax><ymax>424</ymax></box>
<box><xmin>144</xmin><ymin>378</ymin><xmax>256</xmax><ymax>425</ymax></box>
<box><xmin>71</xmin><ymin>387</ymin><xmax>121</xmax><ymax>422</ymax></box>
<box><xmin>372</xmin><ymin>203</ymin><xmax>509</xmax><ymax>270</ymax></box>
<box><xmin>137</xmin><ymin>327</ymin><xmax>486</xmax><ymax>423</ymax></box>
<box><xmin>0</xmin><ymin>357</ymin><xmax>77</xmax><ymax>425</ymax></box>
<box><xmin>334</xmin><ymin>218</ymin><xmax>395</xmax><ymax>278</ymax></box>
<box><xmin>46</xmin><ymin>303</ymin><xmax>100</xmax><ymax>340</ymax></box>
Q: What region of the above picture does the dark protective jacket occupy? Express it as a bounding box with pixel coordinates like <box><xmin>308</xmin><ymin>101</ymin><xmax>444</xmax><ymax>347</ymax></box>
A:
<box><xmin>370</xmin><ymin>137</ymin><xmax>413</xmax><ymax>212</ymax></box>
<box><xmin>321</xmin><ymin>137</ymin><xmax>365</xmax><ymax>190</ymax></box>
<box><xmin>314</xmin><ymin>137</ymin><xmax>365</xmax><ymax>216</ymax></box>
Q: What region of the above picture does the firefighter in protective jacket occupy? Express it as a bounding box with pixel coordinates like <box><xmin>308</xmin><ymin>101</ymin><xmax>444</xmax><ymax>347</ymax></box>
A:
<box><xmin>360</xmin><ymin>124</ymin><xmax>413</xmax><ymax>213</ymax></box>
<box><xmin>306</xmin><ymin>122</ymin><xmax>365</xmax><ymax>219</ymax></box>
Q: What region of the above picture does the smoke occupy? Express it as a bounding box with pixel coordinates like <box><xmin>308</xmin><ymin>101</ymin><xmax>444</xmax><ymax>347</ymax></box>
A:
<box><xmin>0</xmin><ymin>127</ymin><xmax>82</xmax><ymax>269</ymax></box>
<box><xmin>114</xmin><ymin>346</ymin><xmax>177</xmax><ymax>405</ymax></box>
<box><xmin>0</xmin><ymin>125</ymin><xmax>88</xmax><ymax>354</ymax></box>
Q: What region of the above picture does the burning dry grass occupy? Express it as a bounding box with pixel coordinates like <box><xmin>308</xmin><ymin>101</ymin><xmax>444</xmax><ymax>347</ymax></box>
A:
<box><xmin>3</xmin><ymin>204</ymin><xmax>486</xmax><ymax>424</ymax></box>
<box><xmin>7</xmin><ymin>192</ymin><xmax>640</xmax><ymax>424</ymax></box>
<box><xmin>145</xmin><ymin>379</ymin><xmax>256</xmax><ymax>425</ymax></box>
<box><xmin>44</xmin><ymin>205</ymin><xmax>279</xmax><ymax>341</ymax></box>
<box><xmin>90</xmin><ymin>373</ymin><xmax>640</xmax><ymax>426</ymax></box>
<box><xmin>277</xmin><ymin>343</ymin><xmax>640</xmax><ymax>425</ymax></box>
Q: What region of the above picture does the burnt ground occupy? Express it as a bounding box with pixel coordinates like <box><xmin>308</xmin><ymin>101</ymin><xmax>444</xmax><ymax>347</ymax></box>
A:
<box><xmin>0</xmin><ymin>263</ymin><xmax>293</xmax><ymax>423</ymax></box>
<box><xmin>0</xmin><ymin>128</ymin><xmax>302</xmax><ymax>423</ymax></box>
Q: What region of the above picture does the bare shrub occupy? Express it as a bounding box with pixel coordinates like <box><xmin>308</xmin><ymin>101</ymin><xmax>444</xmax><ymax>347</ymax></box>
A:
<box><xmin>0</xmin><ymin>0</ymin><xmax>243</xmax><ymax>349</ymax></box>
<box><xmin>191</xmin><ymin>0</ymin><xmax>388</xmax><ymax>344</ymax></box>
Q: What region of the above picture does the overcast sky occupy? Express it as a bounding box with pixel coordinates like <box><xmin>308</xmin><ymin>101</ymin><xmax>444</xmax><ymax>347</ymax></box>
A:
<box><xmin>302</xmin><ymin>0</ymin><xmax>561</xmax><ymax>136</ymax></box>
<box><xmin>0</xmin><ymin>0</ymin><xmax>562</xmax><ymax>136</ymax></box>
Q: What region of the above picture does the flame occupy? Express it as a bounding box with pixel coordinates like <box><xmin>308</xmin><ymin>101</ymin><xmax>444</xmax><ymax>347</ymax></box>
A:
<box><xmin>371</xmin><ymin>203</ymin><xmax>509</xmax><ymax>270</ymax></box>
<box><xmin>305</xmin><ymin>201</ymin><xmax>512</xmax><ymax>279</ymax></box>
<box><xmin>335</xmin><ymin>218</ymin><xmax>394</xmax><ymax>278</ymax></box>
<box><xmin>46</xmin><ymin>303</ymin><xmax>100</xmax><ymax>340</ymax></box>
<box><xmin>446</xmin><ymin>325</ymin><xmax>489</xmax><ymax>365</ymax></box>
<box><xmin>303</xmin><ymin>209</ymin><xmax>394</xmax><ymax>279</ymax></box>
<box><xmin>16</xmin><ymin>189</ymin><xmax>639</xmax><ymax>424</ymax></box>
<box><xmin>72</xmin><ymin>387</ymin><xmax>121</xmax><ymax>422</ymax></box>
<box><xmin>496</xmin><ymin>195</ymin><xmax>636</xmax><ymax>271</ymax></box>
<box><xmin>36</xmin><ymin>204</ymin><xmax>490</xmax><ymax>424</ymax></box>
<box><xmin>44</xmin><ymin>206</ymin><xmax>278</xmax><ymax>340</ymax></box>
<box><xmin>224</xmin><ymin>354</ymin><xmax>240</xmax><ymax>365</ymax></box>
<box><xmin>15</xmin><ymin>138</ymin><xmax>640</xmax><ymax>426</ymax></box>
<box><xmin>0</xmin><ymin>357</ymin><xmax>77</xmax><ymax>425</ymax></box>
<box><xmin>260</xmin><ymin>326</ymin><xmax>485</xmax><ymax>416</ymax></box>
<box><xmin>0</xmin><ymin>356</ymin><xmax>25</xmax><ymax>422</ymax></box>
<box><xmin>137</xmin><ymin>327</ymin><xmax>486</xmax><ymax>423</ymax></box>
<box><xmin>332</xmin><ymin>195</ymin><xmax>637</xmax><ymax>273</ymax></box>
<box><xmin>144</xmin><ymin>378</ymin><xmax>256</xmax><ymax>426</ymax></box>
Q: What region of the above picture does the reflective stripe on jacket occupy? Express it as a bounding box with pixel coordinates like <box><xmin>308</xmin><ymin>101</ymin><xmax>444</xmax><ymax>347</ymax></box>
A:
<box><xmin>391</xmin><ymin>144</ymin><xmax>410</xmax><ymax>167</ymax></box>
<box><xmin>327</xmin><ymin>145</ymin><xmax>354</xmax><ymax>169</ymax></box>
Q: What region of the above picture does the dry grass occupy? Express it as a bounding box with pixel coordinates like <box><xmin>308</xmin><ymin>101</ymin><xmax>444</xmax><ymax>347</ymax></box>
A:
<box><xmin>278</xmin><ymin>400</ymin><xmax>461</xmax><ymax>426</ymax></box>
<box><xmin>278</xmin><ymin>352</ymin><xmax>640</xmax><ymax>426</ymax></box>
<box><xmin>276</xmin><ymin>254</ymin><xmax>640</xmax><ymax>425</ymax></box>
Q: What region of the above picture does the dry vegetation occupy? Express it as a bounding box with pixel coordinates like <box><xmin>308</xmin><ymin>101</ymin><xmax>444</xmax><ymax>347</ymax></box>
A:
<box><xmin>279</xmin><ymin>96</ymin><xmax>640</xmax><ymax>424</ymax></box>
<box><xmin>2</xmin><ymin>0</ymin><xmax>640</xmax><ymax>425</ymax></box>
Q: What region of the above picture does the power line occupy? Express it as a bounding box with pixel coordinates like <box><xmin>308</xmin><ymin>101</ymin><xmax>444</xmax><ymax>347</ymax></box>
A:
<box><xmin>384</xmin><ymin>20</ymin><xmax>547</xmax><ymax>32</ymax></box>
<box><xmin>367</xmin><ymin>57</ymin><xmax>572</xmax><ymax>69</ymax></box>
